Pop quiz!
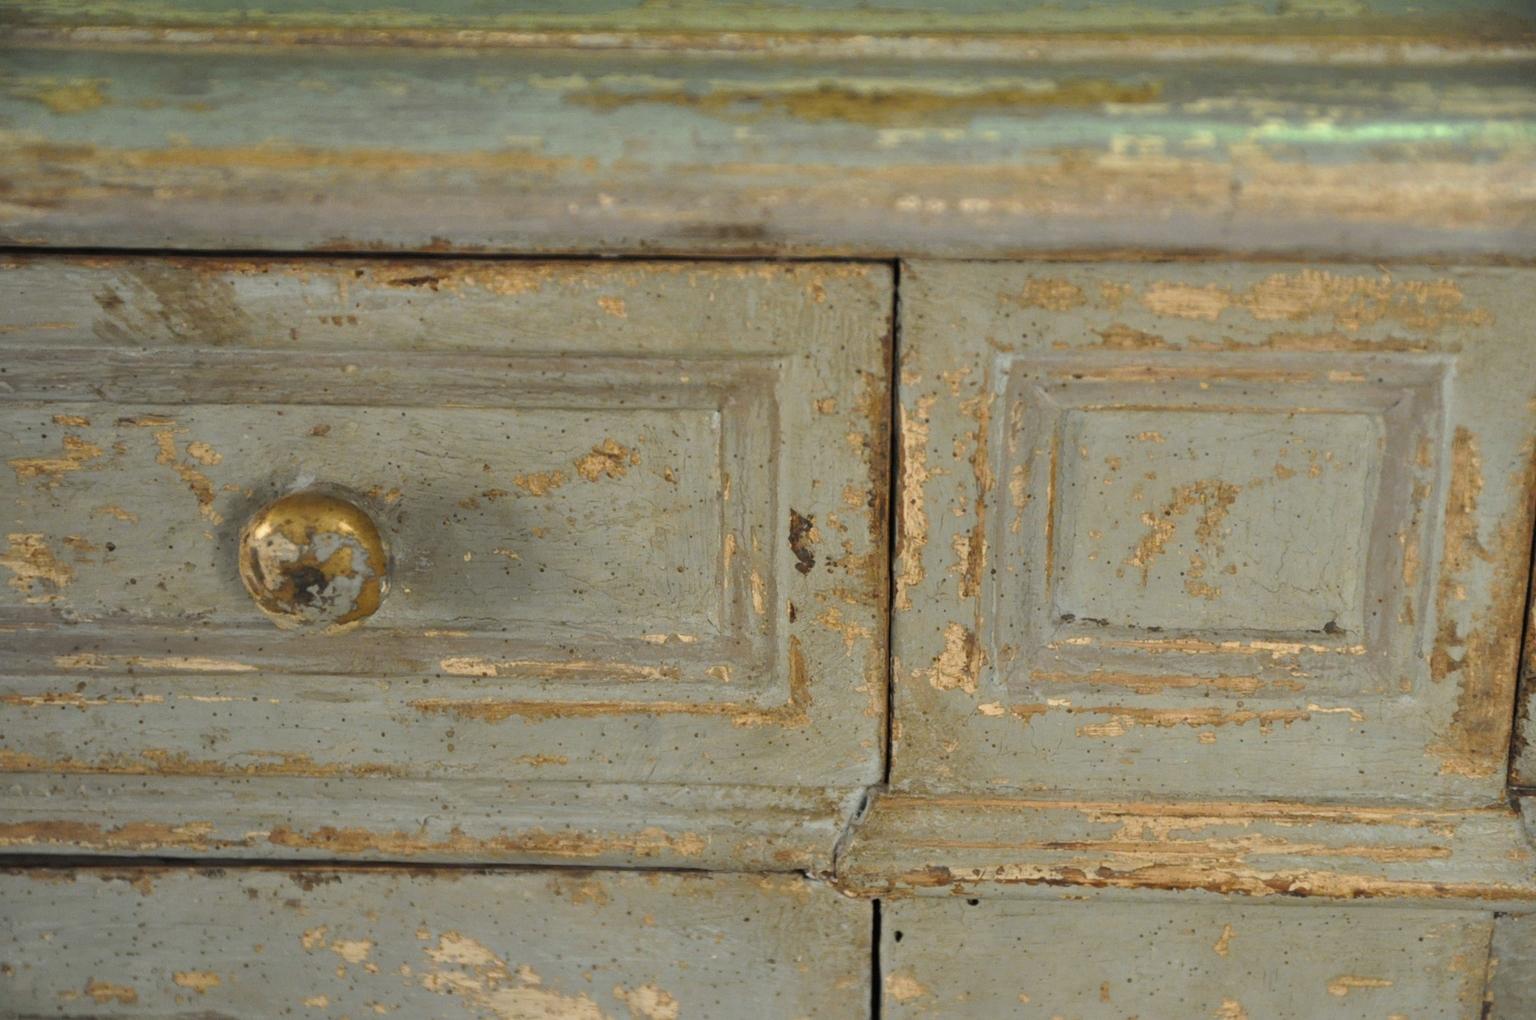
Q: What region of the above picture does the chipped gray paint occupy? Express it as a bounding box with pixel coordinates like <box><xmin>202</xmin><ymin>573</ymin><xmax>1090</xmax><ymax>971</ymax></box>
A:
<box><xmin>891</xmin><ymin>260</ymin><xmax>1536</xmax><ymax>806</ymax></box>
<box><xmin>0</xmin><ymin>867</ymin><xmax>871</xmax><ymax>1018</ymax></box>
<box><xmin>0</xmin><ymin>16</ymin><xmax>1532</xmax><ymax>257</ymax></box>
<box><xmin>882</xmin><ymin>897</ymin><xmax>1494</xmax><ymax>1018</ymax></box>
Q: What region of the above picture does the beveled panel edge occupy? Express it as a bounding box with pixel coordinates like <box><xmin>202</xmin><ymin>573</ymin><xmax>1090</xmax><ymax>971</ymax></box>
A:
<box><xmin>835</xmin><ymin>789</ymin><xmax>1536</xmax><ymax>913</ymax></box>
<box><xmin>0</xmin><ymin>775</ymin><xmax>866</xmax><ymax>875</ymax></box>
<box><xmin>0</xmin><ymin>351</ymin><xmax>786</xmax><ymax>698</ymax></box>
<box><xmin>987</xmin><ymin>351</ymin><xmax>1446</xmax><ymax>697</ymax></box>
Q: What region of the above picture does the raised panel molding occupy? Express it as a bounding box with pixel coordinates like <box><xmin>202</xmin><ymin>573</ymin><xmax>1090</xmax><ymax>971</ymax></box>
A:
<box><xmin>990</xmin><ymin>352</ymin><xmax>1442</xmax><ymax>703</ymax></box>
<box><xmin>893</xmin><ymin>261</ymin><xmax>1536</xmax><ymax>805</ymax></box>
<box><xmin>4</xmin><ymin>355</ymin><xmax>786</xmax><ymax>695</ymax></box>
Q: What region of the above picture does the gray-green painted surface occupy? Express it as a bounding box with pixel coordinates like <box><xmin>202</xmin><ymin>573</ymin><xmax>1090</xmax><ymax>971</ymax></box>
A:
<box><xmin>1</xmin><ymin>33</ymin><xmax>1530</xmax><ymax>255</ymax></box>
<box><xmin>0</xmin><ymin>168</ymin><xmax>1531</xmax><ymax>1016</ymax></box>
<box><xmin>883</xmin><ymin>897</ymin><xmax>1493</xmax><ymax>1018</ymax></box>
<box><xmin>0</xmin><ymin>867</ymin><xmax>872</xmax><ymax>1018</ymax></box>
<box><xmin>1490</xmin><ymin>911</ymin><xmax>1536</xmax><ymax>1019</ymax></box>
<box><xmin>5</xmin><ymin>0</ymin><xmax>1532</xmax><ymax>35</ymax></box>
<box><xmin>892</xmin><ymin>260</ymin><xmax>1536</xmax><ymax>806</ymax></box>
<box><xmin>0</xmin><ymin>255</ymin><xmax>889</xmax><ymax>867</ymax></box>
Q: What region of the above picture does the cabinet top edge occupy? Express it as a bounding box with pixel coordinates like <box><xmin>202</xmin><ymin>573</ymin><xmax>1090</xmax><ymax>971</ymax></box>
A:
<box><xmin>3</xmin><ymin>0</ymin><xmax>1534</xmax><ymax>63</ymax></box>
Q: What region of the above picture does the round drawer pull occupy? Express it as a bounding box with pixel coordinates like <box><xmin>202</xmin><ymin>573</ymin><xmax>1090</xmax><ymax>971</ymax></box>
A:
<box><xmin>238</xmin><ymin>490</ymin><xmax>389</xmax><ymax>631</ymax></box>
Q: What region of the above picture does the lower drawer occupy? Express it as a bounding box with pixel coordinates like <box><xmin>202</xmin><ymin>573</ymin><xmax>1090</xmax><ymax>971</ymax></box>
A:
<box><xmin>0</xmin><ymin>868</ymin><xmax>870</xmax><ymax>1018</ymax></box>
<box><xmin>883</xmin><ymin>898</ymin><xmax>1498</xmax><ymax>1019</ymax></box>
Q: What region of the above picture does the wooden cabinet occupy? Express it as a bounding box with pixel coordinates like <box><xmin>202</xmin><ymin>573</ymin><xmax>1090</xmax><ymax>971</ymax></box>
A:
<box><xmin>4</xmin><ymin>254</ymin><xmax>1535</xmax><ymax>1018</ymax></box>
<box><xmin>3</xmin><ymin>3</ymin><xmax>1535</xmax><ymax>1015</ymax></box>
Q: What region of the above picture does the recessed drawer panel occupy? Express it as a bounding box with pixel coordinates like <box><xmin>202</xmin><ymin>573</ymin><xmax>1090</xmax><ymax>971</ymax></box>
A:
<box><xmin>893</xmin><ymin>261</ymin><xmax>1535</xmax><ymax>803</ymax></box>
<box><xmin>0</xmin><ymin>257</ymin><xmax>890</xmax><ymax>865</ymax></box>
<box><xmin>1</xmin><ymin>867</ymin><xmax>870</xmax><ymax>1018</ymax></box>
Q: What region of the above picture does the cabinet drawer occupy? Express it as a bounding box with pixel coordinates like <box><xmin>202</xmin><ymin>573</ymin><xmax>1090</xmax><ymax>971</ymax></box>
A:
<box><xmin>0</xmin><ymin>256</ymin><xmax>891</xmax><ymax>868</ymax></box>
<box><xmin>882</xmin><ymin>897</ymin><xmax>1493</xmax><ymax>1019</ymax></box>
<box><xmin>1</xmin><ymin>867</ymin><xmax>870</xmax><ymax>1018</ymax></box>
<box><xmin>893</xmin><ymin>261</ymin><xmax>1535</xmax><ymax>804</ymax></box>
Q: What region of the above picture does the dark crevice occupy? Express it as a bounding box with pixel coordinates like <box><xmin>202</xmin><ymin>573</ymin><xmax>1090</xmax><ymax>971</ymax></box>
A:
<box><xmin>870</xmin><ymin>898</ymin><xmax>884</xmax><ymax>1020</ymax></box>
<box><xmin>0</xmin><ymin>244</ymin><xmax>893</xmax><ymax>266</ymax></box>
<box><xmin>864</xmin><ymin>255</ymin><xmax>899</xmax><ymax>1020</ymax></box>
<box><xmin>1504</xmin><ymin>470</ymin><xmax>1536</xmax><ymax>791</ymax></box>
<box><xmin>830</xmin><ymin>783</ymin><xmax>877</xmax><ymax>880</ymax></box>
<box><xmin>826</xmin><ymin>256</ymin><xmax>901</xmax><ymax>881</ymax></box>
<box><xmin>883</xmin><ymin>257</ymin><xmax>901</xmax><ymax>788</ymax></box>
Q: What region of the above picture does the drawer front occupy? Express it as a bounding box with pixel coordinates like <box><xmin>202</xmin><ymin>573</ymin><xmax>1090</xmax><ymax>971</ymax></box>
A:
<box><xmin>882</xmin><ymin>898</ymin><xmax>1492</xmax><ymax>1019</ymax></box>
<box><xmin>892</xmin><ymin>261</ymin><xmax>1535</xmax><ymax>804</ymax></box>
<box><xmin>0</xmin><ymin>256</ymin><xmax>890</xmax><ymax>866</ymax></box>
<box><xmin>0</xmin><ymin>868</ymin><xmax>870</xmax><ymax>1018</ymax></box>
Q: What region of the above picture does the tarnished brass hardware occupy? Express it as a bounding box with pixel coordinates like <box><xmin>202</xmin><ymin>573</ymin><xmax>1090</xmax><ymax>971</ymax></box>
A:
<box><xmin>238</xmin><ymin>490</ymin><xmax>388</xmax><ymax>631</ymax></box>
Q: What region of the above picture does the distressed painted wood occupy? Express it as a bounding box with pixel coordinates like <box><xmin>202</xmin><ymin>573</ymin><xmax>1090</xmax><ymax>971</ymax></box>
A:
<box><xmin>1489</xmin><ymin>910</ymin><xmax>1536</xmax><ymax>1019</ymax></box>
<box><xmin>7</xmin><ymin>1</ymin><xmax>1533</xmax><ymax>38</ymax></box>
<box><xmin>1</xmin><ymin>776</ymin><xmax>863</xmax><ymax>872</ymax></box>
<box><xmin>881</xmin><ymin>896</ymin><xmax>1494</xmax><ymax>1018</ymax></box>
<box><xmin>837</xmin><ymin>790</ymin><xmax>1536</xmax><ymax>910</ymax></box>
<box><xmin>0</xmin><ymin>255</ymin><xmax>890</xmax><ymax>864</ymax></box>
<box><xmin>3</xmin><ymin>5</ymin><xmax>1533</xmax><ymax>1007</ymax></box>
<box><xmin>892</xmin><ymin>260</ymin><xmax>1536</xmax><ymax>806</ymax></box>
<box><xmin>0</xmin><ymin>867</ymin><xmax>871</xmax><ymax>1018</ymax></box>
<box><xmin>1</xmin><ymin>21</ymin><xmax>1531</xmax><ymax>256</ymax></box>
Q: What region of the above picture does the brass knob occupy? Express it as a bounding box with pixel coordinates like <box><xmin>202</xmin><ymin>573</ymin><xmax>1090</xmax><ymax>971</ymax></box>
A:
<box><xmin>238</xmin><ymin>490</ymin><xmax>389</xmax><ymax>631</ymax></box>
